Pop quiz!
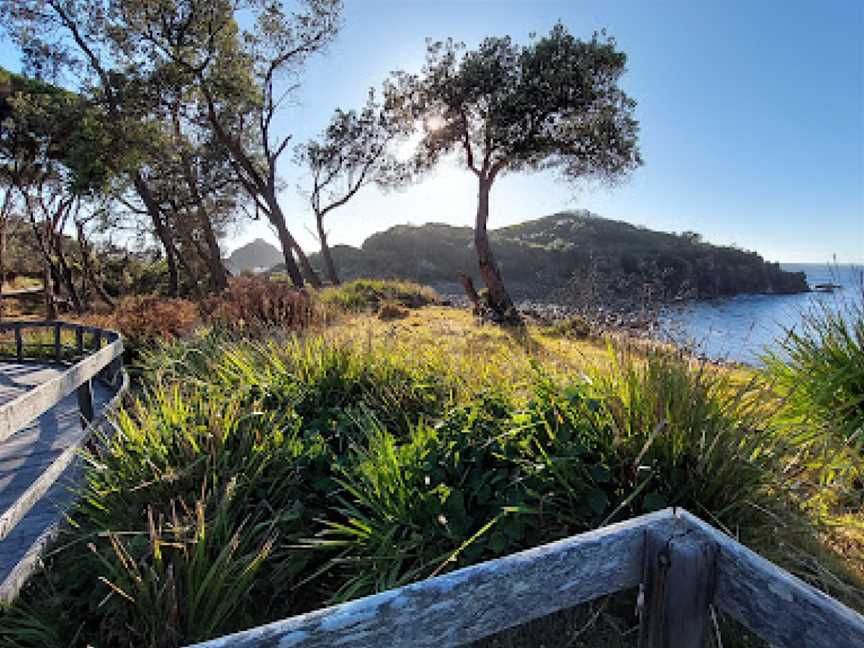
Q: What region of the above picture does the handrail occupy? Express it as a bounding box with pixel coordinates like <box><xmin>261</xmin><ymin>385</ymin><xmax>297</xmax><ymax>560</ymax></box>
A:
<box><xmin>0</xmin><ymin>320</ymin><xmax>126</xmax><ymax>603</ymax></box>
<box><xmin>0</xmin><ymin>369</ymin><xmax>129</xmax><ymax>603</ymax></box>
<box><xmin>0</xmin><ymin>321</ymin><xmax>123</xmax><ymax>444</ymax></box>
<box><xmin>186</xmin><ymin>508</ymin><xmax>864</xmax><ymax>648</ymax></box>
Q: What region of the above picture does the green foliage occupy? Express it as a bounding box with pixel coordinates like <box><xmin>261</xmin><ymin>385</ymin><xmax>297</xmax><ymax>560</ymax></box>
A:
<box><xmin>386</xmin><ymin>25</ymin><xmax>641</xmax><ymax>182</ymax></box>
<box><xmin>763</xmin><ymin>293</ymin><xmax>864</xmax><ymax>482</ymax></box>
<box><xmin>1</xmin><ymin>330</ymin><xmax>791</xmax><ymax>646</ymax></box>
<box><xmin>319</xmin><ymin>278</ymin><xmax>440</xmax><ymax>310</ymax></box>
<box><xmin>311</xmin><ymin>212</ymin><xmax>809</xmax><ymax>301</ymax></box>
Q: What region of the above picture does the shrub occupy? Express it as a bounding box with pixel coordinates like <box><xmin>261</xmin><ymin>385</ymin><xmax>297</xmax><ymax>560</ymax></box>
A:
<box><xmin>377</xmin><ymin>301</ymin><xmax>409</xmax><ymax>320</ymax></box>
<box><xmin>83</xmin><ymin>294</ymin><xmax>199</xmax><ymax>360</ymax></box>
<box><xmin>319</xmin><ymin>279</ymin><xmax>440</xmax><ymax>311</ymax></box>
<box><xmin>545</xmin><ymin>314</ymin><xmax>592</xmax><ymax>339</ymax></box>
<box><xmin>202</xmin><ymin>276</ymin><xmax>321</xmax><ymax>331</ymax></box>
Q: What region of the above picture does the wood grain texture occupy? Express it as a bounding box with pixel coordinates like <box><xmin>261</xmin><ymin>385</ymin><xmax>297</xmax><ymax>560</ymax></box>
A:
<box><xmin>678</xmin><ymin>509</ymin><xmax>864</xmax><ymax>648</ymax></box>
<box><xmin>638</xmin><ymin>526</ymin><xmax>717</xmax><ymax>648</ymax></box>
<box><xmin>0</xmin><ymin>333</ymin><xmax>123</xmax><ymax>443</ymax></box>
<box><xmin>186</xmin><ymin>510</ymin><xmax>678</xmax><ymax>648</ymax></box>
<box><xmin>0</xmin><ymin>369</ymin><xmax>128</xmax><ymax>603</ymax></box>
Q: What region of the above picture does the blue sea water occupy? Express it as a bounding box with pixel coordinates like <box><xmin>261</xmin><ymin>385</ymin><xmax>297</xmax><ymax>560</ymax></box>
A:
<box><xmin>660</xmin><ymin>264</ymin><xmax>863</xmax><ymax>365</ymax></box>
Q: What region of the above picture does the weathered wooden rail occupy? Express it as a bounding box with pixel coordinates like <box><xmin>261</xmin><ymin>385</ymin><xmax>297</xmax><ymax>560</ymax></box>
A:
<box><xmin>188</xmin><ymin>508</ymin><xmax>864</xmax><ymax>648</ymax></box>
<box><xmin>0</xmin><ymin>320</ymin><xmax>126</xmax><ymax>603</ymax></box>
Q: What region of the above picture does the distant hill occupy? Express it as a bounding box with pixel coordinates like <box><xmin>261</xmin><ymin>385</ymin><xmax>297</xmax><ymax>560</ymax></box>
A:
<box><xmin>227</xmin><ymin>239</ymin><xmax>283</xmax><ymax>274</ymax></box>
<box><xmin>306</xmin><ymin>211</ymin><xmax>808</xmax><ymax>302</ymax></box>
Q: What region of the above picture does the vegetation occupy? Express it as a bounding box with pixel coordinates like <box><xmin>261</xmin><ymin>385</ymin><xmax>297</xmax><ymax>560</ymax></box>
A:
<box><xmin>385</xmin><ymin>25</ymin><xmax>642</xmax><ymax>321</ymax></box>
<box><xmin>318</xmin><ymin>278</ymin><xmax>440</xmax><ymax>310</ymax></box>
<box><xmin>309</xmin><ymin>212</ymin><xmax>809</xmax><ymax>305</ymax></box>
<box><xmin>0</xmin><ymin>293</ymin><xmax>861</xmax><ymax>646</ymax></box>
<box><xmin>0</xmin><ymin>2</ymin><xmax>859</xmax><ymax>646</ymax></box>
<box><xmin>763</xmin><ymin>289</ymin><xmax>864</xmax><ymax>484</ymax></box>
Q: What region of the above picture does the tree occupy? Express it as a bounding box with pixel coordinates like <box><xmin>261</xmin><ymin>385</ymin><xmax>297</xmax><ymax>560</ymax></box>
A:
<box><xmin>297</xmin><ymin>91</ymin><xmax>406</xmax><ymax>285</ymax></box>
<box><xmin>1</xmin><ymin>1</ymin><xmax>248</xmax><ymax>297</ymax></box>
<box><xmin>386</xmin><ymin>24</ymin><xmax>642</xmax><ymax>320</ymax></box>
<box><xmin>115</xmin><ymin>0</ymin><xmax>342</xmax><ymax>289</ymax></box>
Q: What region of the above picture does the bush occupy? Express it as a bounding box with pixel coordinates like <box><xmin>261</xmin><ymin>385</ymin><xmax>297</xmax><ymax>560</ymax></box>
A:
<box><xmin>83</xmin><ymin>294</ymin><xmax>199</xmax><ymax>360</ymax></box>
<box><xmin>319</xmin><ymin>279</ymin><xmax>439</xmax><ymax>311</ymax></box>
<box><xmin>545</xmin><ymin>314</ymin><xmax>592</xmax><ymax>339</ymax></box>
<box><xmin>377</xmin><ymin>301</ymin><xmax>409</xmax><ymax>320</ymax></box>
<box><xmin>202</xmin><ymin>276</ymin><xmax>321</xmax><ymax>331</ymax></box>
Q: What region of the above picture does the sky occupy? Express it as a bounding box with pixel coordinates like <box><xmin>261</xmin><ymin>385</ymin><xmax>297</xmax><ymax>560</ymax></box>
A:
<box><xmin>2</xmin><ymin>0</ymin><xmax>862</xmax><ymax>263</ymax></box>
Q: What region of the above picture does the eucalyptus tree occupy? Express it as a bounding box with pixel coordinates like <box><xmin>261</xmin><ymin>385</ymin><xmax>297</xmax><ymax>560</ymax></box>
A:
<box><xmin>386</xmin><ymin>24</ymin><xmax>642</xmax><ymax>321</ymax></box>
<box><xmin>1</xmin><ymin>0</ymin><xmax>191</xmax><ymax>294</ymax></box>
<box><xmin>115</xmin><ymin>0</ymin><xmax>343</xmax><ymax>289</ymax></box>
<box><xmin>297</xmin><ymin>91</ymin><xmax>406</xmax><ymax>285</ymax></box>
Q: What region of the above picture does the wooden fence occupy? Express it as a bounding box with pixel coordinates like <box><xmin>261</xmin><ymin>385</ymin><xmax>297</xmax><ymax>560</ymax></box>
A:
<box><xmin>0</xmin><ymin>320</ymin><xmax>126</xmax><ymax>603</ymax></box>
<box><xmin>188</xmin><ymin>508</ymin><xmax>864</xmax><ymax>648</ymax></box>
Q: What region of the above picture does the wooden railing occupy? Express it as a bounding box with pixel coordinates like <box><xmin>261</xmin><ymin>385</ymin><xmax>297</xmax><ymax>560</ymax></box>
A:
<box><xmin>188</xmin><ymin>508</ymin><xmax>864</xmax><ymax>648</ymax></box>
<box><xmin>0</xmin><ymin>320</ymin><xmax>127</xmax><ymax>603</ymax></box>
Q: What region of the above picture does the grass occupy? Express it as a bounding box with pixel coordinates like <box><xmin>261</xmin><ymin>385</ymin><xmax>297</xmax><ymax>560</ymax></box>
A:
<box><xmin>0</xmin><ymin>282</ymin><xmax>861</xmax><ymax>647</ymax></box>
<box><xmin>318</xmin><ymin>278</ymin><xmax>440</xmax><ymax>311</ymax></box>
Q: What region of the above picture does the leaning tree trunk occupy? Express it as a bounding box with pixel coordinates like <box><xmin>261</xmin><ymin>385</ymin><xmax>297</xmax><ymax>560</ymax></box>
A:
<box><xmin>316</xmin><ymin>213</ymin><xmax>340</xmax><ymax>286</ymax></box>
<box><xmin>475</xmin><ymin>175</ymin><xmax>518</xmax><ymax>322</ymax></box>
<box><xmin>292</xmin><ymin>241</ymin><xmax>323</xmax><ymax>289</ymax></box>
<box><xmin>270</xmin><ymin>207</ymin><xmax>306</xmax><ymax>288</ymax></box>
<box><xmin>133</xmin><ymin>174</ymin><xmax>180</xmax><ymax>296</ymax></box>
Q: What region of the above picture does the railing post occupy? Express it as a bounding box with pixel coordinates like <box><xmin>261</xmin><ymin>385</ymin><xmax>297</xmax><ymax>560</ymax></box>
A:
<box><xmin>14</xmin><ymin>325</ymin><xmax>22</xmax><ymax>362</ymax></box>
<box><xmin>638</xmin><ymin>526</ymin><xmax>717</xmax><ymax>648</ymax></box>
<box><xmin>75</xmin><ymin>326</ymin><xmax>84</xmax><ymax>359</ymax></box>
<box><xmin>53</xmin><ymin>322</ymin><xmax>61</xmax><ymax>363</ymax></box>
<box><xmin>77</xmin><ymin>379</ymin><xmax>94</xmax><ymax>429</ymax></box>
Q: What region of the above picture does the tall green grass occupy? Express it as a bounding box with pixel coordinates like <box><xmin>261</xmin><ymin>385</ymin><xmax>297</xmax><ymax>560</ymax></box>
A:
<box><xmin>0</xmin><ymin>332</ymin><xmax>797</xmax><ymax>646</ymax></box>
<box><xmin>763</xmin><ymin>290</ymin><xmax>864</xmax><ymax>490</ymax></box>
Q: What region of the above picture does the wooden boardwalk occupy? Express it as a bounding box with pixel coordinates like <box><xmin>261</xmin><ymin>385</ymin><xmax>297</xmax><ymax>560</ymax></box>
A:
<box><xmin>0</xmin><ymin>361</ymin><xmax>116</xmax><ymax>592</ymax></box>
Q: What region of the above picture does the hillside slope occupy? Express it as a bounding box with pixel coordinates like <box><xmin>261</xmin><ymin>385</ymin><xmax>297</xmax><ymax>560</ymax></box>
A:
<box><xmin>227</xmin><ymin>238</ymin><xmax>284</xmax><ymax>274</ymax></box>
<box><xmin>308</xmin><ymin>211</ymin><xmax>808</xmax><ymax>301</ymax></box>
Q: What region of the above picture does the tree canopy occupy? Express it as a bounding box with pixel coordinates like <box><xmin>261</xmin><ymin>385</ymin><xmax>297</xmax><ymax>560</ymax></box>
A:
<box><xmin>386</xmin><ymin>24</ymin><xmax>642</xmax><ymax>319</ymax></box>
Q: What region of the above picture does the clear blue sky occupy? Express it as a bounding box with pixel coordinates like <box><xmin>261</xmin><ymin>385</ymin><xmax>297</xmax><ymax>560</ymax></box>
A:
<box><xmin>2</xmin><ymin>0</ymin><xmax>862</xmax><ymax>262</ymax></box>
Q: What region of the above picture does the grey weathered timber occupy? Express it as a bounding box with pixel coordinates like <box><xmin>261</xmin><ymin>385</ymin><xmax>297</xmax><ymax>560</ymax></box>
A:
<box><xmin>188</xmin><ymin>508</ymin><xmax>864</xmax><ymax>648</ymax></box>
<box><xmin>0</xmin><ymin>322</ymin><xmax>126</xmax><ymax>603</ymax></box>
<box><xmin>77</xmin><ymin>380</ymin><xmax>94</xmax><ymax>426</ymax></box>
<box><xmin>53</xmin><ymin>323</ymin><xmax>61</xmax><ymax>362</ymax></box>
<box><xmin>638</xmin><ymin>526</ymin><xmax>717</xmax><ymax>648</ymax></box>
<box><xmin>679</xmin><ymin>510</ymin><xmax>864</xmax><ymax>648</ymax></box>
<box><xmin>186</xmin><ymin>510</ymin><xmax>679</xmax><ymax>648</ymax></box>
<box><xmin>0</xmin><ymin>369</ymin><xmax>127</xmax><ymax>603</ymax></box>
<box><xmin>75</xmin><ymin>327</ymin><xmax>84</xmax><ymax>356</ymax></box>
<box><xmin>0</xmin><ymin>333</ymin><xmax>123</xmax><ymax>444</ymax></box>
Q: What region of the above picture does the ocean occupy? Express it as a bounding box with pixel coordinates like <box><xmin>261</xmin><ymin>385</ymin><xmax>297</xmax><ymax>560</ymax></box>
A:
<box><xmin>660</xmin><ymin>263</ymin><xmax>863</xmax><ymax>365</ymax></box>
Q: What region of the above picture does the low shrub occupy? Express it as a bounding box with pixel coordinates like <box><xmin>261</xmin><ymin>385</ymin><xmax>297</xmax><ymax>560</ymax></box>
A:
<box><xmin>83</xmin><ymin>294</ymin><xmax>199</xmax><ymax>360</ymax></box>
<box><xmin>377</xmin><ymin>301</ymin><xmax>410</xmax><ymax>320</ymax></box>
<box><xmin>202</xmin><ymin>276</ymin><xmax>321</xmax><ymax>331</ymax></box>
<box><xmin>319</xmin><ymin>279</ymin><xmax>440</xmax><ymax>311</ymax></box>
<box><xmin>544</xmin><ymin>314</ymin><xmax>592</xmax><ymax>339</ymax></box>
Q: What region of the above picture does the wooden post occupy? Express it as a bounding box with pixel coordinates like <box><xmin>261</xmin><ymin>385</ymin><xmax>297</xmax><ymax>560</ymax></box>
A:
<box><xmin>14</xmin><ymin>325</ymin><xmax>22</xmax><ymax>362</ymax></box>
<box><xmin>93</xmin><ymin>330</ymin><xmax>102</xmax><ymax>350</ymax></box>
<box><xmin>638</xmin><ymin>527</ymin><xmax>717</xmax><ymax>648</ymax></box>
<box><xmin>53</xmin><ymin>322</ymin><xmax>61</xmax><ymax>362</ymax></box>
<box><xmin>75</xmin><ymin>326</ymin><xmax>84</xmax><ymax>358</ymax></box>
<box><xmin>76</xmin><ymin>379</ymin><xmax>94</xmax><ymax>428</ymax></box>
